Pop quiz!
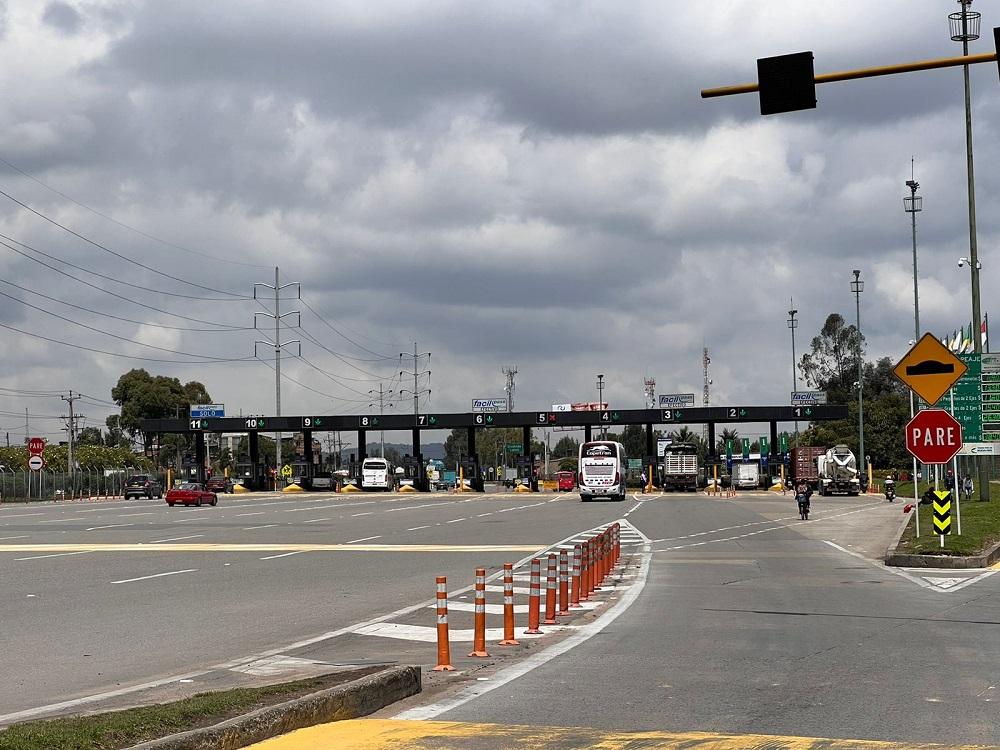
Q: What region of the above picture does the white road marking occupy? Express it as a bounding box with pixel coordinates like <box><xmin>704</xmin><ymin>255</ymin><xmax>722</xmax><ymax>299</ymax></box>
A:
<box><xmin>114</xmin><ymin>512</ymin><xmax>154</xmax><ymax>518</ymax></box>
<box><xmin>346</xmin><ymin>535</ymin><xmax>381</xmax><ymax>544</ymax></box>
<box><xmin>16</xmin><ymin>550</ymin><xmax>91</xmax><ymax>561</ymax></box>
<box><xmin>86</xmin><ymin>524</ymin><xmax>134</xmax><ymax>531</ymax></box>
<box><xmin>236</xmin><ymin>512</ymin><xmax>265</xmax><ymax>517</ymax></box>
<box><xmin>173</xmin><ymin>517</ymin><xmax>210</xmax><ymax>523</ymax></box>
<box><xmin>446</xmin><ymin>518</ymin><xmax>466</xmax><ymax>524</ymax></box>
<box><xmin>406</xmin><ymin>525</ymin><xmax>430</xmax><ymax>531</ymax></box>
<box><xmin>111</xmin><ymin>569</ymin><xmax>198</xmax><ymax>584</ymax></box>
<box><xmin>356</xmin><ymin>622</ymin><xmax>557</xmax><ymax>642</ymax></box>
<box><xmin>0</xmin><ymin>535</ymin><xmax>29</xmax><ymax>540</ymax></box>
<box><xmin>384</xmin><ymin>502</ymin><xmax>452</xmax><ymax>513</ymax></box>
<box><xmin>301</xmin><ymin>518</ymin><xmax>332</xmax><ymax>524</ymax></box>
<box><xmin>0</xmin><ymin>513</ymin><xmax>44</xmax><ymax>518</ymax></box>
<box><xmin>351</xmin><ymin>512</ymin><xmax>374</xmax><ymax>517</ymax></box>
<box><xmin>476</xmin><ymin>513</ymin><xmax>493</xmax><ymax>517</ymax></box>
<box><xmin>260</xmin><ymin>551</ymin><xmax>304</xmax><ymax>560</ymax></box>
<box><xmin>148</xmin><ymin>534</ymin><xmax>204</xmax><ymax>544</ymax></box>
<box><xmin>242</xmin><ymin>524</ymin><xmax>277</xmax><ymax>531</ymax></box>
<box><xmin>39</xmin><ymin>518</ymin><xmax>80</xmax><ymax>524</ymax></box>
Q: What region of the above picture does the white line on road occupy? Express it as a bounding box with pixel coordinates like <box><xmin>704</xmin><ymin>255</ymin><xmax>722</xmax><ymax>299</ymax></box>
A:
<box><xmin>0</xmin><ymin>513</ymin><xmax>44</xmax><ymax>519</ymax></box>
<box><xmin>446</xmin><ymin>518</ymin><xmax>466</xmax><ymax>524</ymax></box>
<box><xmin>351</xmin><ymin>512</ymin><xmax>374</xmax><ymax>517</ymax></box>
<box><xmin>476</xmin><ymin>513</ymin><xmax>493</xmax><ymax>517</ymax></box>
<box><xmin>301</xmin><ymin>518</ymin><xmax>332</xmax><ymax>524</ymax></box>
<box><xmin>384</xmin><ymin>502</ymin><xmax>452</xmax><ymax>513</ymax></box>
<box><xmin>86</xmin><ymin>524</ymin><xmax>134</xmax><ymax>531</ymax></box>
<box><xmin>111</xmin><ymin>569</ymin><xmax>198</xmax><ymax>585</ymax></box>
<box><xmin>114</xmin><ymin>512</ymin><xmax>154</xmax><ymax>518</ymax></box>
<box><xmin>173</xmin><ymin>517</ymin><xmax>209</xmax><ymax>523</ymax></box>
<box><xmin>260</xmin><ymin>551</ymin><xmax>304</xmax><ymax>560</ymax></box>
<box><xmin>236</xmin><ymin>512</ymin><xmax>265</xmax><ymax>517</ymax></box>
<box><xmin>406</xmin><ymin>525</ymin><xmax>430</xmax><ymax>531</ymax></box>
<box><xmin>16</xmin><ymin>551</ymin><xmax>90</xmax><ymax>561</ymax></box>
<box><xmin>242</xmin><ymin>524</ymin><xmax>277</xmax><ymax>531</ymax></box>
<box><xmin>346</xmin><ymin>535</ymin><xmax>381</xmax><ymax>544</ymax></box>
<box><xmin>148</xmin><ymin>534</ymin><xmax>205</xmax><ymax>544</ymax></box>
<box><xmin>0</xmin><ymin>535</ymin><xmax>29</xmax><ymax>540</ymax></box>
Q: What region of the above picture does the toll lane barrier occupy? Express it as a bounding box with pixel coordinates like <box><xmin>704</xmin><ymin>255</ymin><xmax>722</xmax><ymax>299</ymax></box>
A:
<box><xmin>433</xmin><ymin>524</ymin><xmax>625</xmax><ymax>667</ymax></box>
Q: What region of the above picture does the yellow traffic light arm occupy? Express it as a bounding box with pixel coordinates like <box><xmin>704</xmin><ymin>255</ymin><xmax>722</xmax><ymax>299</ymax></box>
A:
<box><xmin>701</xmin><ymin>51</ymin><xmax>998</xmax><ymax>99</ymax></box>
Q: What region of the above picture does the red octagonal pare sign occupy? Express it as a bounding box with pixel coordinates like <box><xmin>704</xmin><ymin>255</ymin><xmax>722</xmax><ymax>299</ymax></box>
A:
<box><xmin>905</xmin><ymin>409</ymin><xmax>963</xmax><ymax>464</ymax></box>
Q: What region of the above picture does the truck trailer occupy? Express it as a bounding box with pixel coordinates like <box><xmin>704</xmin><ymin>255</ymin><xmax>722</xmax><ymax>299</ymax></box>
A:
<box><xmin>817</xmin><ymin>444</ymin><xmax>861</xmax><ymax>496</ymax></box>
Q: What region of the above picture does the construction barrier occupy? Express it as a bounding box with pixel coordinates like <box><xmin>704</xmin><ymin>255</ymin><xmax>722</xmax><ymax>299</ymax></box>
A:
<box><xmin>571</xmin><ymin>543</ymin><xmax>582</xmax><ymax>608</ymax></box>
<box><xmin>499</xmin><ymin>562</ymin><xmax>519</xmax><ymax>646</ymax></box>
<box><xmin>582</xmin><ymin>538</ymin><xmax>592</xmax><ymax>600</ymax></box>
<box><xmin>557</xmin><ymin>548</ymin><xmax>570</xmax><ymax>616</ymax></box>
<box><xmin>433</xmin><ymin>576</ymin><xmax>454</xmax><ymax>671</ymax></box>
<box><xmin>468</xmin><ymin>568</ymin><xmax>490</xmax><ymax>657</ymax></box>
<box><xmin>543</xmin><ymin>553</ymin><xmax>558</xmax><ymax>625</ymax></box>
<box><xmin>524</xmin><ymin>558</ymin><xmax>542</xmax><ymax>634</ymax></box>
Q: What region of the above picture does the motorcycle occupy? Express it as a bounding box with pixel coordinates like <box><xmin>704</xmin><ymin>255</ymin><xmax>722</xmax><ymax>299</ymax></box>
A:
<box><xmin>884</xmin><ymin>479</ymin><xmax>895</xmax><ymax>503</ymax></box>
<box><xmin>796</xmin><ymin>492</ymin><xmax>810</xmax><ymax>520</ymax></box>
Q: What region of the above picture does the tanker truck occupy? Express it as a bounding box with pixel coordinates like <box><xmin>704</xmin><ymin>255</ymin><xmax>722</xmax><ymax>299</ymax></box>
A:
<box><xmin>816</xmin><ymin>444</ymin><xmax>861</xmax><ymax>496</ymax></box>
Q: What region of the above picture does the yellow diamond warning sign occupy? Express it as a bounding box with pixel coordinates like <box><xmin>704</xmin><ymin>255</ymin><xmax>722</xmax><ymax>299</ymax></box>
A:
<box><xmin>893</xmin><ymin>333</ymin><xmax>967</xmax><ymax>406</ymax></box>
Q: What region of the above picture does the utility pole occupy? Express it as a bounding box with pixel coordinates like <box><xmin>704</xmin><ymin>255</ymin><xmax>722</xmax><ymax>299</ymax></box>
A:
<box><xmin>502</xmin><ymin>366</ymin><xmax>518</xmax><ymax>412</ymax></box>
<box><xmin>702</xmin><ymin>347</ymin><xmax>711</xmax><ymax>444</ymax></box>
<box><xmin>253</xmin><ymin>267</ymin><xmax>300</xmax><ymax>487</ymax></box>
<box><xmin>368</xmin><ymin>383</ymin><xmax>394</xmax><ymax>458</ymax></box>
<box><xmin>61</xmin><ymin>391</ymin><xmax>81</xmax><ymax>487</ymax></box>
<box><xmin>400</xmin><ymin>343</ymin><xmax>431</xmax><ymax>420</ymax></box>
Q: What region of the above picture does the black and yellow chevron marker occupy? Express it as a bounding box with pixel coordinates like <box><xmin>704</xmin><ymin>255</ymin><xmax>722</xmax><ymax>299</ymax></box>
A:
<box><xmin>933</xmin><ymin>490</ymin><xmax>952</xmax><ymax>536</ymax></box>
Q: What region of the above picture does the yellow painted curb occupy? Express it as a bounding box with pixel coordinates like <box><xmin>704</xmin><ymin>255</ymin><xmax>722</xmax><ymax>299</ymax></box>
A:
<box><xmin>340</xmin><ymin>483</ymin><xmax>361</xmax><ymax>493</ymax></box>
<box><xmin>282</xmin><ymin>483</ymin><xmax>304</xmax><ymax>493</ymax></box>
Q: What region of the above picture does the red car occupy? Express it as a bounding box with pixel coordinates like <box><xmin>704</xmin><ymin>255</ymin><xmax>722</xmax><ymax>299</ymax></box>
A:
<box><xmin>557</xmin><ymin>471</ymin><xmax>577</xmax><ymax>492</ymax></box>
<box><xmin>165</xmin><ymin>482</ymin><xmax>218</xmax><ymax>507</ymax></box>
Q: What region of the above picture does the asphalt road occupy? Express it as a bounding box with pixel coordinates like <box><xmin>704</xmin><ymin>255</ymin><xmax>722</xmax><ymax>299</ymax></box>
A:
<box><xmin>9</xmin><ymin>487</ymin><xmax>1000</xmax><ymax>748</ymax></box>
<box><xmin>0</xmin><ymin>488</ymin><xmax>625</xmax><ymax>720</ymax></box>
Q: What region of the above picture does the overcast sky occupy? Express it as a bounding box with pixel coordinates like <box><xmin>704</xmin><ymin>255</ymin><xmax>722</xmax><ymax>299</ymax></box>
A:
<box><xmin>0</xmin><ymin>0</ymin><xmax>997</xmax><ymax>445</ymax></box>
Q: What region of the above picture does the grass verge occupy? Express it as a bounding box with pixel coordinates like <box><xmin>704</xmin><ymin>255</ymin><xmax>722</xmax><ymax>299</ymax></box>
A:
<box><xmin>0</xmin><ymin>666</ymin><xmax>384</xmax><ymax>750</ymax></box>
<box><xmin>895</xmin><ymin>480</ymin><xmax>1000</xmax><ymax>556</ymax></box>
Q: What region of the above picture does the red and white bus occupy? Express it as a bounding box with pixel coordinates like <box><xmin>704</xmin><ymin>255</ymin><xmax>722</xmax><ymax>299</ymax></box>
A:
<box><xmin>578</xmin><ymin>440</ymin><xmax>627</xmax><ymax>502</ymax></box>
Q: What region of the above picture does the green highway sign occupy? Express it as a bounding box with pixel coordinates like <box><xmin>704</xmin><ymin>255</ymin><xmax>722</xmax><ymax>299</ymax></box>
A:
<box><xmin>741</xmin><ymin>438</ymin><xmax>750</xmax><ymax>459</ymax></box>
<box><xmin>953</xmin><ymin>354</ymin><xmax>982</xmax><ymax>443</ymax></box>
<box><xmin>627</xmin><ymin>458</ymin><xmax>642</xmax><ymax>469</ymax></box>
<box><xmin>505</xmin><ymin>444</ymin><xmax>523</xmax><ymax>453</ymax></box>
<box><xmin>779</xmin><ymin>432</ymin><xmax>789</xmax><ymax>453</ymax></box>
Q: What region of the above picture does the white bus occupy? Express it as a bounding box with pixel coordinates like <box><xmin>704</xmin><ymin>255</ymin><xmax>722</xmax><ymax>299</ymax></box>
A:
<box><xmin>578</xmin><ymin>440</ymin><xmax>627</xmax><ymax>502</ymax></box>
<box><xmin>361</xmin><ymin>457</ymin><xmax>394</xmax><ymax>491</ymax></box>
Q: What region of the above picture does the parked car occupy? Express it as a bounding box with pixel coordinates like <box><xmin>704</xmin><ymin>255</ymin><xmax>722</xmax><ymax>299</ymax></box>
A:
<box><xmin>205</xmin><ymin>476</ymin><xmax>235</xmax><ymax>494</ymax></box>
<box><xmin>125</xmin><ymin>474</ymin><xmax>162</xmax><ymax>500</ymax></box>
<box><xmin>557</xmin><ymin>471</ymin><xmax>577</xmax><ymax>491</ymax></box>
<box><xmin>165</xmin><ymin>482</ymin><xmax>218</xmax><ymax>507</ymax></box>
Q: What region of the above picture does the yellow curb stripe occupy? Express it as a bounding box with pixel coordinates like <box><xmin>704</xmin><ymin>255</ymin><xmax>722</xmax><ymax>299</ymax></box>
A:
<box><xmin>0</xmin><ymin>544</ymin><xmax>546</xmax><ymax>554</ymax></box>
<box><xmin>242</xmin><ymin>719</ymin><xmax>995</xmax><ymax>750</ymax></box>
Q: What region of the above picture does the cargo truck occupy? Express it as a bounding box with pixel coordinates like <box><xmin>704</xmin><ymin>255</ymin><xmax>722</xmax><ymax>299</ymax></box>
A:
<box><xmin>817</xmin><ymin>444</ymin><xmax>861</xmax><ymax>496</ymax></box>
<box><xmin>732</xmin><ymin>460</ymin><xmax>760</xmax><ymax>490</ymax></box>
<box><xmin>790</xmin><ymin>446</ymin><xmax>824</xmax><ymax>490</ymax></box>
<box><xmin>660</xmin><ymin>442</ymin><xmax>699</xmax><ymax>491</ymax></box>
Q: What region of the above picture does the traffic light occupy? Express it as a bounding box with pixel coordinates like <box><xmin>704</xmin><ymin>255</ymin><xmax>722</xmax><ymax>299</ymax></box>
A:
<box><xmin>757</xmin><ymin>51</ymin><xmax>816</xmax><ymax>115</ymax></box>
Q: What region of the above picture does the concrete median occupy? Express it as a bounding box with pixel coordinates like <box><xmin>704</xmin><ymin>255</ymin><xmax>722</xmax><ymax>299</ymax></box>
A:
<box><xmin>126</xmin><ymin>666</ymin><xmax>420</xmax><ymax>750</ymax></box>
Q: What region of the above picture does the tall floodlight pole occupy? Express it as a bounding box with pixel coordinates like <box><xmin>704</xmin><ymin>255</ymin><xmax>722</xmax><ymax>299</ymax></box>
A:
<box><xmin>597</xmin><ymin>374</ymin><xmax>605</xmax><ymax>439</ymax></box>
<box><xmin>903</xmin><ymin>165</ymin><xmax>923</xmax><ymax>343</ymax></box>
<box><xmin>949</xmin><ymin>0</ymin><xmax>989</xmax><ymax>501</ymax></box>
<box><xmin>851</xmin><ymin>270</ymin><xmax>865</xmax><ymax>478</ymax></box>
<box><xmin>253</xmin><ymin>267</ymin><xmax>300</xmax><ymax>488</ymax></box>
<box><xmin>787</xmin><ymin>304</ymin><xmax>799</xmax><ymax>439</ymax></box>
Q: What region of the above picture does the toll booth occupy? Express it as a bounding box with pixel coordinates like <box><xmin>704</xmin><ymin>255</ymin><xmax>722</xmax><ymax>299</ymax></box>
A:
<box><xmin>460</xmin><ymin>456</ymin><xmax>484</xmax><ymax>492</ymax></box>
<box><xmin>401</xmin><ymin>454</ymin><xmax>428</xmax><ymax>491</ymax></box>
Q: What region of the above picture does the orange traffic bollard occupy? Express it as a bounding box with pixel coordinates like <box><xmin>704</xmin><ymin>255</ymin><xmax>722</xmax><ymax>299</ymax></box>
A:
<box><xmin>570</xmin><ymin>543</ymin><xmax>582</xmax><ymax>608</ymax></box>
<box><xmin>582</xmin><ymin>538</ymin><xmax>592</xmax><ymax>599</ymax></box>
<box><xmin>499</xmin><ymin>563</ymin><xmax>519</xmax><ymax>646</ymax></box>
<box><xmin>557</xmin><ymin>548</ymin><xmax>570</xmax><ymax>615</ymax></box>
<box><xmin>593</xmin><ymin>534</ymin><xmax>604</xmax><ymax>590</ymax></box>
<box><xmin>433</xmin><ymin>576</ymin><xmax>455</xmax><ymax>671</ymax></box>
<box><xmin>468</xmin><ymin>568</ymin><xmax>490</xmax><ymax>657</ymax></box>
<box><xmin>524</xmin><ymin>558</ymin><xmax>542</xmax><ymax>634</ymax></box>
<box><xmin>543</xmin><ymin>553</ymin><xmax>558</xmax><ymax>624</ymax></box>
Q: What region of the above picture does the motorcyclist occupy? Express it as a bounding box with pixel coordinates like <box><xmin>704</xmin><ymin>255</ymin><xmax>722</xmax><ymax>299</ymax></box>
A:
<box><xmin>884</xmin><ymin>478</ymin><xmax>896</xmax><ymax>502</ymax></box>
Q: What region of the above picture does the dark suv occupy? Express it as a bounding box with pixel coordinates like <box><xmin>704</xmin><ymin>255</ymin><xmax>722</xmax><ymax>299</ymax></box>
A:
<box><xmin>205</xmin><ymin>476</ymin><xmax>235</xmax><ymax>494</ymax></box>
<box><xmin>124</xmin><ymin>474</ymin><xmax>163</xmax><ymax>500</ymax></box>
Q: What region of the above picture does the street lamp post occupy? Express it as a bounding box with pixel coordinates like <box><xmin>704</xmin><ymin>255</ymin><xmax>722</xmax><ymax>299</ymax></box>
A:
<box><xmin>904</xmin><ymin>172</ymin><xmax>922</xmax><ymax>343</ymax></box>
<box><xmin>851</xmin><ymin>270</ymin><xmax>865</xmax><ymax>480</ymax></box>
<box><xmin>596</xmin><ymin>374</ymin><xmax>605</xmax><ymax>439</ymax></box>
<box><xmin>949</xmin><ymin>0</ymin><xmax>989</xmax><ymax>501</ymax></box>
<box><xmin>787</xmin><ymin>302</ymin><xmax>799</xmax><ymax>440</ymax></box>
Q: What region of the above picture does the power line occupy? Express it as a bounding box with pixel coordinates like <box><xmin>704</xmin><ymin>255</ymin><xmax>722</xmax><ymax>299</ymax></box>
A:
<box><xmin>0</xmin><ymin>188</ymin><xmax>252</xmax><ymax>298</ymax></box>
<box><xmin>299</xmin><ymin>297</ymin><xmax>397</xmax><ymax>360</ymax></box>
<box><xmin>0</xmin><ymin>155</ymin><xmax>272</xmax><ymax>270</ymax></box>
<box><xmin>0</xmin><ymin>236</ymin><xmax>245</xmax><ymax>328</ymax></box>
<box><xmin>0</xmin><ymin>277</ymin><xmax>254</xmax><ymax>332</ymax></box>
<box><xmin>0</xmin><ymin>231</ymin><xmax>244</xmax><ymax>301</ymax></box>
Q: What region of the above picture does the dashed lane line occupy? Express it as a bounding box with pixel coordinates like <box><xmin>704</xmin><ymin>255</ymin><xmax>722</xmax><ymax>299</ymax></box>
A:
<box><xmin>86</xmin><ymin>524</ymin><xmax>134</xmax><ymax>531</ymax></box>
<box><xmin>148</xmin><ymin>534</ymin><xmax>204</xmax><ymax>544</ymax></box>
<box><xmin>111</xmin><ymin>569</ymin><xmax>198</xmax><ymax>585</ymax></box>
<box><xmin>260</xmin><ymin>551</ymin><xmax>304</xmax><ymax>561</ymax></box>
<box><xmin>406</xmin><ymin>525</ymin><xmax>430</xmax><ymax>531</ymax></box>
<box><xmin>241</xmin><ymin>525</ymin><xmax>278</xmax><ymax>531</ymax></box>
<box><xmin>345</xmin><ymin>535</ymin><xmax>382</xmax><ymax>544</ymax></box>
<box><xmin>300</xmin><ymin>517</ymin><xmax>332</xmax><ymax>524</ymax></box>
<box><xmin>15</xmin><ymin>550</ymin><xmax>91</xmax><ymax>561</ymax></box>
<box><xmin>0</xmin><ymin>543</ymin><xmax>552</xmax><ymax>554</ymax></box>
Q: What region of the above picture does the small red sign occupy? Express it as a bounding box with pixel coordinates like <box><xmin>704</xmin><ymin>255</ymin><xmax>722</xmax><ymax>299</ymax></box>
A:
<box><xmin>27</xmin><ymin>437</ymin><xmax>45</xmax><ymax>456</ymax></box>
<box><xmin>905</xmin><ymin>409</ymin><xmax>963</xmax><ymax>464</ymax></box>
